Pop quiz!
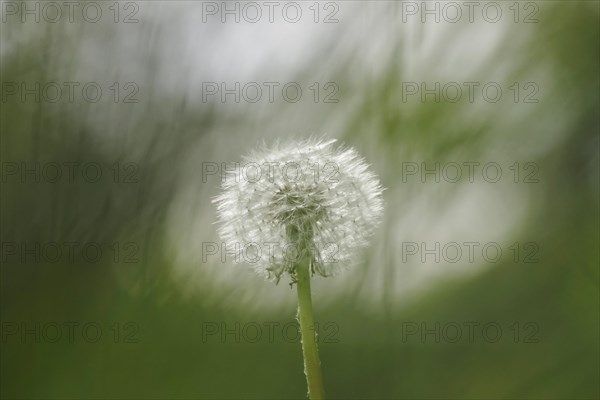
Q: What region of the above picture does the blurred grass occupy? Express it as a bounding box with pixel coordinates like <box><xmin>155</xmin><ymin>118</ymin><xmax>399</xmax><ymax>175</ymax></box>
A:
<box><xmin>1</xmin><ymin>1</ymin><xmax>599</xmax><ymax>399</ymax></box>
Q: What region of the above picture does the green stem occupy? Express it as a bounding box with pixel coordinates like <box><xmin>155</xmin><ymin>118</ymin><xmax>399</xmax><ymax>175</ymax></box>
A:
<box><xmin>296</xmin><ymin>259</ymin><xmax>325</xmax><ymax>400</ymax></box>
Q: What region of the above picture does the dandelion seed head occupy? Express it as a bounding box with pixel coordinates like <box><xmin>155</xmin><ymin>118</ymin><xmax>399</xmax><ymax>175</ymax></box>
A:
<box><xmin>213</xmin><ymin>138</ymin><xmax>384</xmax><ymax>282</ymax></box>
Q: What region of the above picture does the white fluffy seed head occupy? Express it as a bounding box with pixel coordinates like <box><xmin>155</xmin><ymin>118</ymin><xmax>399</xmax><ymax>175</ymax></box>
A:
<box><xmin>213</xmin><ymin>138</ymin><xmax>384</xmax><ymax>283</ymax></box>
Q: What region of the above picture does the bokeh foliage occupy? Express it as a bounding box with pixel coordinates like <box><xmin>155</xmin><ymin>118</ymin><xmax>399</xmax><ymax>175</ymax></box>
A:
<box><xmin>1</xmin><ymin>1</ymin><xmax>598</xmax><ymax>399</ymax></box>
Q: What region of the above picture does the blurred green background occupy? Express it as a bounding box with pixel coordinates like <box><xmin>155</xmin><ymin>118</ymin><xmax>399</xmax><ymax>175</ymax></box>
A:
<box><xmin>1</xmin><ymin>1</ymin><xmax>598</xmax><ymax>399</ymax></box>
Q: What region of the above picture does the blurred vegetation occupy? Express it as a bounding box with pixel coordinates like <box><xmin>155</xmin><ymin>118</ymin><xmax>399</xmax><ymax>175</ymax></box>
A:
<box><xmin>1</xmin><ymin>1</ymin><xmax>598</xmax><ymax>399</ymax></box>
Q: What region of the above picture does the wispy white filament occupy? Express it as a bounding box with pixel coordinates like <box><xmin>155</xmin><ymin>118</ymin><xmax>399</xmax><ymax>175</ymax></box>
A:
<box><xmin>213</xmin><ymin>138</ymin><xmax>384</xmax><ymax>282</ymax></box>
